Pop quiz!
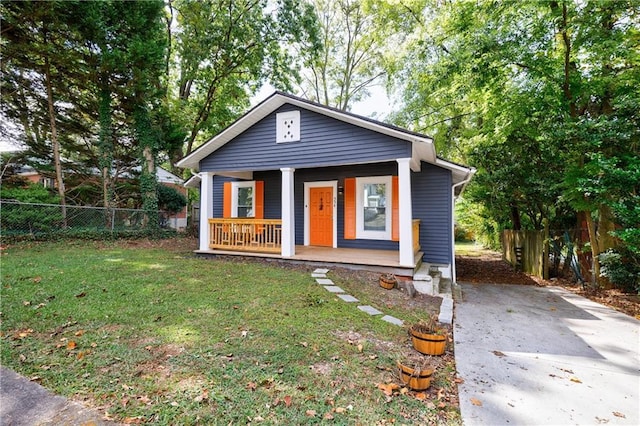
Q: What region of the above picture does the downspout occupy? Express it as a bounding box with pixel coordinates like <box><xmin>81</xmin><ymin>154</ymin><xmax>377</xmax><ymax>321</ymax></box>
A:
<box><xmin>450</xmin><ymin>168</ymin><xmax>476</xmax><ymax>284</ymax></box>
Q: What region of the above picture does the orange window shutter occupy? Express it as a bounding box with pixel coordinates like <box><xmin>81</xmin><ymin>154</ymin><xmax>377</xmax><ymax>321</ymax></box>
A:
<box><xmin>392</xmin><ymin>176</ymin><xmax>399</xmax><ymax>241</ymax></box>
<box><xmin>255</xmin><ymin>181</ymin><xmax>264</xmax><ymax>219</ymax></box>
<box><xmin>344</xmin><ymin>178</ymin><xmax>356</xmax><ymax>239</ymax></box>
<box><xmin>223</xmin><ymin>182</ymin><xmax>232</xmax><ymax>218</ymax></box>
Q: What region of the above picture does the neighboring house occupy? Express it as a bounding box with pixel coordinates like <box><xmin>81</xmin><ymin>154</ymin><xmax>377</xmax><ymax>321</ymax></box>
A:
<box><xmin>14</xmin><ymin>164</ymin><xmax>188</xmax><ymax>230</ymax></box>
<box><xmin>177</xmin><ymin>92</ymin><xmax>475</xmax><ymax>281</ymax></box>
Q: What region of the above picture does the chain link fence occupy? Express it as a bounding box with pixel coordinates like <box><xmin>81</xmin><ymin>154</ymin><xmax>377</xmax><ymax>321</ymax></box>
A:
<box><xmin>0</xmin><ymin>200</ymin><xmax>172</xmax><ymax>239</ymax></box>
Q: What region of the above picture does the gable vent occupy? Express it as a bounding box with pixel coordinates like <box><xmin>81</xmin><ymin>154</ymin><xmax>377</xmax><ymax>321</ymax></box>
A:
<box><xmin>276</xmin><ymin>111</ymin><xmax>300</xmax><ymax>143</ymax></box>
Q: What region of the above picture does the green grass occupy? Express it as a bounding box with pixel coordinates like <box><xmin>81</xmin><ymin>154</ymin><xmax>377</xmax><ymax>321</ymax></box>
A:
<box><xmin>455</xmin><ymin>241</ymin><xmax>499</xmax><ymax>257</ymax></box>
<box><xmin>1</xmin><ymin>238</ymin><xmax>461</xmax><ymax>424</ymax></box>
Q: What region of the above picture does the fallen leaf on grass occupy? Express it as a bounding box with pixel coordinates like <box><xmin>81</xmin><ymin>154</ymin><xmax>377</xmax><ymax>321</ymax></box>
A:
<box><xmin>470</xmin><ymin>397</ymin><xmax>483</xmax><ymax>406</ymax></box>
<box><xmin>66</xmin><ymin>341</ymin><xmax>77</xmax><ymax>350</ymax></box>
<box><xmin>335</xmin><ymin>407</ymin><xmax>346</xmax><ymax>413</ymax></box>
<box><xmin>123</xmin><ymin>416</ymin><xmax>144</xmax><ymax>424</ymax></box>
<box><xmin>282</xmin><ymin>395</ymin><xmax>292</xmax><ymax>407</ymax></box>
<box><xmin>305</xmin><ymin>409</ymin><xmax>316</xmax><ymax>417</ymax></box>
<box><xmin>323</xmin><ymin>412</ymin><xmax>334</xmax><ymax>420</ymax></box>
<box><xmin>14</xmin><ymin>329</ymin><xmax>34</xmax><ymax>339</ymax></box>
<box><xmin>75</xmin><ymin>292</ymin><xmax>86</xmax><ymax>298</ymax></box>
<box><xmin>22</xmin><ymin>301</ymin><xmax>31</xmax><ymax>306</ymax></box>
<box><xmin>138</xmin><ymin>395</ymin><xmax>152</xmax><ymax>405</ymax></box>
<box><xmin>247</xmin><ymin>382</ymin><xmax>257</xmax><ymax>391</ymax></box>
<box><xmin>414</xmin><ymin>392</ymin><xmax>426</xmax><ymax>401</ymax></box>
<box><xmin>357</xmin><ymin>343</ymin><xmax>363</xmax><ymax>352</ymax></box>
<box><xmin>454</xmin><ymin>377</ymin><xmax>465</xmax><ymax>384</ymax></box>
<box><xmin>33</xmin><ymin>276</ymin><xmax>42</xmax><ymax>283</ymax></box>
<box><xmin>613</xmin><ymin>412</ymin><xmax>626</xmax><ymax>418</ymax></box>
<box><xmin>74</xmin><ymin>330</ymin><xmax>85</xmax><ymax>337</ymax></box>
<box><xmin>377</xmin><ymin>383</ymin><xmax>400</xmax><ymax>396</ymax></box>
<box><xmin>436</xmin><ymin>388</ymin><xmax>445</xmax><ymax>400</ymax></box>
<box><xmin>194</xmin><ymin>389</ymin><xmax>209</xmax><ymax>403</ymax></box>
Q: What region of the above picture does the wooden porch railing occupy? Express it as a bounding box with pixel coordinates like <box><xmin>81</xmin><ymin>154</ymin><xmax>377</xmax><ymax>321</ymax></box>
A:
<box><xmin>413</xmin><ymin>219</ymin><xmax>421</xmax><ymax>254</ymax></box>
<box><xmin>209</xmin><ymin>218</ymin><xmax>282</xmax><ymax>253</ymax></box>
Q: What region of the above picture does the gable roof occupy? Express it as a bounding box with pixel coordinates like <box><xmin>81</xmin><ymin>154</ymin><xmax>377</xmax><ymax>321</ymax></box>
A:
<box><xmin>177</xmin><ymin>91</ymin><xmax>474</xmax><ymax>187</ymax></box>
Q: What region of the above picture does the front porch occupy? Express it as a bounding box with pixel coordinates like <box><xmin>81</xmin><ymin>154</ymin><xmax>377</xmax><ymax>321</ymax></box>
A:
<box><xmin>200</xmin><ymin>217</ymin><xmax>423</xmax><ymax>275</ymax></box>
<box><xmin>195</xmin><ymin>245</ymin><xmax>425</xmax><ymax>277</ymax></box>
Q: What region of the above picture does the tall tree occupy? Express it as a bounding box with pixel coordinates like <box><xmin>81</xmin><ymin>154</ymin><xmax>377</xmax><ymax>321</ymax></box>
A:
<box><xmin>170</xmin><ymin>0</ymin><xmax>319</xmax><ymax>156</ymax></box>
<box><xmin>1</xmin><ymin>1</ymin><xmax>91</xmax><ymax>224</ymax></box>
<box><xmin>392</xmin><ymin>0</ymin><xmax>639</xmax><ymax>284</ymax></box>
<box><xmin>299</xmin><ymin>0</ymin><xmax>404</xmax><ymax>111</ymax></box>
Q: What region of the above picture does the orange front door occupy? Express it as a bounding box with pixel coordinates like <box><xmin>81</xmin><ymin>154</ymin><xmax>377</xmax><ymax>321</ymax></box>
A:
<box><xmin>309</xmin><ymin>187</ymin><xmax>333</xmax><ymax>247</ymax></box>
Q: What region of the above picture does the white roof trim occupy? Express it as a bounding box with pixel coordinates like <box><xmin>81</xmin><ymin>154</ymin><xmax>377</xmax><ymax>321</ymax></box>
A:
<box><xmin>176</xmin><ymin>91</ymin><xmax>473</xmax><ymax>186</ymax></box>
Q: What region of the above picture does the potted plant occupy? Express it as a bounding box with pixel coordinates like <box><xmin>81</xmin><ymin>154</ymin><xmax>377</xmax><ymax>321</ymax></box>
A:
<box><xmin>379</xmin><ymin>273</ymin><xmax>397</xmax><ymax>290</ymax></box>
<box><xmin>408</xmin><ymin>314</ymin><xmax>447</xmax><ymax>356</ymax></box>
<box><xmin>397</xmin><ymin>358</ymin><xmax>434</xmax><ymax>391</ymax></box>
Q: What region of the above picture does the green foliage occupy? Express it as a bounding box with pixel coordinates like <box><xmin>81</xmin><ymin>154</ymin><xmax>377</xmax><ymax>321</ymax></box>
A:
<box><xmin>0</xmin><ymin>184</ymin><xmax>60</xmax><ymax>204</ymax></box>
<box><xmin>172</xmin><ymin>0</ymin><xmax>320</xmax><ymax>154</ymax></box>
<box><xmin>599</xmin><ymin>248</ymin><xmax>640</xmax><ymax>294</ymax></box>
<box><xmin>156</xmin><ymin>184</ymin><xmax>187</xmax><ymax>215</ymax></box>
<box><xmin>392</xmin><ymin>0</ymin><xmax>640</xmax><ymax>255</ymax></box>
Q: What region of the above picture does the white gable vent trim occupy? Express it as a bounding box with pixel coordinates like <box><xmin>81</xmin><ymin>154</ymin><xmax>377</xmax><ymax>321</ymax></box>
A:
<box><xmin>276</xmin><ymin>110</ymin><xmax>300</xmax><ymax>143</ymax></box>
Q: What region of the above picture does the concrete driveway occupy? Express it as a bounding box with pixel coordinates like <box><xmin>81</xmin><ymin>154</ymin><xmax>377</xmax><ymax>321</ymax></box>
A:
<box><xmin>454</xmin><ymin>283</ymin><xmax>639</xmax><ymax>425</ymax></box>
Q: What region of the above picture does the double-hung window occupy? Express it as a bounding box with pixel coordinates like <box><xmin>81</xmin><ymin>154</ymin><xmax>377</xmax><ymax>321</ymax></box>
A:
<box><xmin>232</xmin><ymin>181</ymin><xmax>255</xmax><ymax>218</ymax></box>
<box><xmin>355</xmin><ymin>176</ymin><xmax>392</xmax><ymax>240</ymax></box>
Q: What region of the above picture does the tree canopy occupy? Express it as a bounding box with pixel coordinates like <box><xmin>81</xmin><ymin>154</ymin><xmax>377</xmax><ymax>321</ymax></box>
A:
<box><xmin>1</xmin><ymin>0</ymin><xmax>637</xmax><ymax>288</ymax></box>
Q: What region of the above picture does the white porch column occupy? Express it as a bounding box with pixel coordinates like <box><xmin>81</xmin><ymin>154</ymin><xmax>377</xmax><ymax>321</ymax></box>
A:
<box><xmin>397</xmin><ymin>158</ymin><xmax>414</xmax><ymax>266</ymax></box>
<box><xmin>281</xmin><ymin>167</ymin><xmax>296</xmax><ymax>257</ymax></box>
<box><xmin>198</xmin><ymin>172</ymin><xmax>214</xmax><ymax>251</ymax></box>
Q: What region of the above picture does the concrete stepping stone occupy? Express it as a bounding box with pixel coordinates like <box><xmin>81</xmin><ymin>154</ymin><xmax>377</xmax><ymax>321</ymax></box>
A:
<box><xmin>311</xmin><ymin>273</ymin><xmax>326</xmax><ymax>278</ymax></box>
<box><xmin>337</xmin><ymin>294</ymin><xmax>358</xmax><ymax>302</ymax></box>
<box><xmin>323</xmin><ymin>285</ymin><xmax>344</xmax><ymax>293</ymax></box>
<box><xmin>315</xmin><ymin>278</ymin><xmax>334</xmax><ymax>285</ymax></box>
<box><xmin>313</xmin><ymin>268</ymin><xmax>329</xmax><ymax>274</ymax></box>
<box><xmin>358</xmin><ymin>305</ymin><xmax>383</xmax><ymax>316</ymax></box>
<box><xmin>381</xmin><ymin>315</ymin><xmax>403</xmax><ymax>326</ymax></box>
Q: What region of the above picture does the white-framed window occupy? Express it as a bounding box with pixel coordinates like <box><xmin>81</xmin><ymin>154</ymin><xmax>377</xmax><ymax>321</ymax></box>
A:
<box><xmin>231</xmin><ymin>181</ymin><xmax>255</xmax><ymax>218</ymax></box>
<box><xmin>356</xmin><ymin>176</ymin><xmax>392</xmax><ymax>240</ymax></box>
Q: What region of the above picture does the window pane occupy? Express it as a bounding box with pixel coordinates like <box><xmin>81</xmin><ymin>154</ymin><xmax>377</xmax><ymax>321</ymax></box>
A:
<box><xmin>237</xmin><ymin>187</ymin><xmax>253</xmax><ymax>217</ymax></box>
<box><xmin>363</xmin><ymin>183</ymin><xmax>386</xmax><ymax>231</ymax></box>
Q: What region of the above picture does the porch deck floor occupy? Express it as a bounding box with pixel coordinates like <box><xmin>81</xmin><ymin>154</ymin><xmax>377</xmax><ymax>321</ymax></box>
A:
<box><xmin>195</xmin><ymin>246</ymin><xmax>422</xmax><ymax>276</ymax></box>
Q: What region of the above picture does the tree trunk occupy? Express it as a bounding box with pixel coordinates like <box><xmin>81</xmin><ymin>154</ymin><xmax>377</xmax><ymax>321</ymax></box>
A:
<box><xmin>510</xmin><ymin>203</ymin><xmax>522</xmax><ymax>230</ymax></box>
<box><xmin>583</xmin><ymin>210</ymin><xmax>601</xmax><ymax>288</ymax></box>
<box><xmin>43</xmin><ymin>30</ymin><xmax>67</xmax><ymax>227</ymax></box>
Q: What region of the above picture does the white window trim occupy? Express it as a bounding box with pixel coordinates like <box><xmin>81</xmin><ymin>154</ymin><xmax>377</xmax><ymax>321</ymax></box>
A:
<box><xmin>356</xmin><ymin>176</ymin><xmax>392</xmax><ymax>240</ymax></box>
<box><xmin>231</xmin><ymin>181</ymin><xmax>255</xmax><ymax>218</ymax></box>
<box><xmin>303</xmin><ymin>180</ymin><xmax>338</xmax><ymax>247</ymax></box>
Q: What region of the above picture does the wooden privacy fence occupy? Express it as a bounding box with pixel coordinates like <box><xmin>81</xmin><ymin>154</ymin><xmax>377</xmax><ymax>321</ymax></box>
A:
<box><xmin>502</xmin><ymin>230</ymin><xmax>547</xmax><ymax>278</ymax></box>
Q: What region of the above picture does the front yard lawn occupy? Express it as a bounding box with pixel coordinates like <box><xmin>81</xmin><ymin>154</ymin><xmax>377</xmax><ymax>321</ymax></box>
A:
<box><xmin>1</xmin><ymin>238</ymin><xmax>460</xmax><ymax>424</ymax></box>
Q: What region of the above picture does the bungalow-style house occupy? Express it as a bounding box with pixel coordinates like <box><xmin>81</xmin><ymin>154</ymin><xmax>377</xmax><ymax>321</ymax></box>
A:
<box><xmin>177</xmin><ymin>92</ymin><xmax>475</xmax><ymax>281</ymax></box>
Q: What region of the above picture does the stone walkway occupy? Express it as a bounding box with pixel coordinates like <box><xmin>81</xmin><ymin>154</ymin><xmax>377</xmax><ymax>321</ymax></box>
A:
<box><xmin>311</xmin><ymin>268</ymin><xmax>405</xmax><ymax>326</ymax></box>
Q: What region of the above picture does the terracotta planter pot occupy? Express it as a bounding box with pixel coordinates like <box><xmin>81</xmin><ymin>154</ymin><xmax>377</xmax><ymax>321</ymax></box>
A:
<box><xmin>397</xmin><ymin>361</ymin><xmax>434</xmax><ymax>391</ymax></box>
<box><xmin>409</xmin><ymin>327</ymin><xmax>447</xmax><ymax>356</ymax></box>
<box><xmin>379</xmin><ymin>274</ymin><xmax>397</xmax><ymax>290</ymax></box>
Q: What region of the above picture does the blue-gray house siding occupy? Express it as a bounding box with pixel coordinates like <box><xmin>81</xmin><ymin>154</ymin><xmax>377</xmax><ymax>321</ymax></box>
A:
<box><xmin>209</xmin><ymin>162</ymin><xmax>453</xmax><ymax>266</ymax></box>
<box><xmin>200</xmin><ymin>105</ymin><xmax>412</xmax><ymax>172</ymax></box>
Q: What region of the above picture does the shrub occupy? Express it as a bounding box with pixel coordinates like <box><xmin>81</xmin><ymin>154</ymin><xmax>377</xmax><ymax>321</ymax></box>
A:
<box><xmin>599</xmin><ymin>248</ymin><xmax>640</xmax><ymax>294</ymax></box>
